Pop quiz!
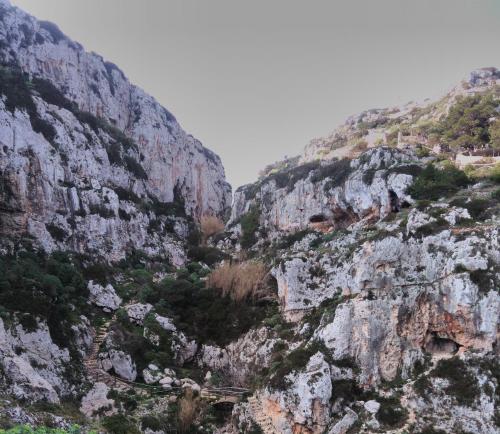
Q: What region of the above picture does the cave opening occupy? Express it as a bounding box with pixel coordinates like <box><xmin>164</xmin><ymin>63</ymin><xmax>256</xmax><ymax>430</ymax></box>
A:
<box><xmin>425</xmin><ymin>332</ymin><xmax>461</xmax><ymax>355</ymax></box>
<box><xmin>309</xmin><ymin>214</ymin><xmax>327</xmax><ymax>223</ymax></box>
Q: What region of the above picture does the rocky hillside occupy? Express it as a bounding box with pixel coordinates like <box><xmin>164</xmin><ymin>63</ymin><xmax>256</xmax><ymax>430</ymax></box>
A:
<box><xmin>258</xmin><ymin>67</ymin><xmax>500</xmax><ymax>176</ymax></box>
<box><xmin>0</xmin><ymin>0</ymin><xmax>231</xmax><ymax>262</ymax></box>
<box><xmin>0</xmin><ymin>1</ymin><xmax>498</xmax><ymax>434</ymax></box>
<box><xmin>217</xmin><ymin>145</ymin><xmax>499</xmax><ymax>433</ymax></box>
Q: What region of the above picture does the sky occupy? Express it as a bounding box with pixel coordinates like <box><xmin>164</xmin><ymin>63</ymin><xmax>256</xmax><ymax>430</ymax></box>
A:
<box><xmin>10</xmin><ymin>0</ymin><xmax>500</xmax><ymax>189</ymax></box>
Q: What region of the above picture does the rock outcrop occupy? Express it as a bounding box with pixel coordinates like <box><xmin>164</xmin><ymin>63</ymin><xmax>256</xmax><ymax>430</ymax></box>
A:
<box><xmin>0</xmin><ymin>317</ymin><xmax>86</xmax><ymax>403</ymax></box>
<box><xmin>0</xmin><ymin>0</ymin><xmax>231</xmax><ymax>261</ymax></box>
<box><xmin>228</xmin><ymin>148</ymin><xmax>418</xmax><ymax>243</ymax></box>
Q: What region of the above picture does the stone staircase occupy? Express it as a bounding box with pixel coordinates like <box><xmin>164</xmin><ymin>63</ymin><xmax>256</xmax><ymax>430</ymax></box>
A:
<box><xmin>248</xmin><ymin>395</ymin><xmax>278</xmax><ymax>434</ymax></box>
<box><xmin>83</xmin><ymin>319</ymin><xmax>131</xmax><ymax>392</ymax></box>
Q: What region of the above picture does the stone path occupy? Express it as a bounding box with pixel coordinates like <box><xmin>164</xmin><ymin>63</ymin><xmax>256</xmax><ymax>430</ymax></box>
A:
<box><xmin>84</xmin><ymin>317</ymin><xmax>251</xmax><ymax>403</ymax></box>
<box><xmin>83</xmin><ymin>318</ymin><xmax>132</xmax><ymax>392</ymax></box>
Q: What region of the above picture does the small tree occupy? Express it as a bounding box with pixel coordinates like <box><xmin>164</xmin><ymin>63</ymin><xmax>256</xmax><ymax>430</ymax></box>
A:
<box><xmin>489</xmin><ymin>119</ymin><xmax>500</xmax><ymax>152</ymax></box>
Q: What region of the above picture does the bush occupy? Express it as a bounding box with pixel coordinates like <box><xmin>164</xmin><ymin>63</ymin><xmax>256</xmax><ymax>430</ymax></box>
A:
<box><xmin>436</xmin><ymin>93</ymin><xmax>499</xmax><ymax>149</ymax></box>
<box><xmin>124</xmin><ymin>155</ymin><xmax>148</xmax><ymax>180</ymax></box>
<box><xmin>187</xmin><ymin>246</ymin><xmax>227</xmax><ymax>266</ymax></box>
<box><xmin>0</xmin><ymin>67</ymin><xmax>57</xmax><ymax>145</ymax></box>
<box><xmin>0</xmin><ymin>251</ymin><xmax>89</xmax><ymax>351</ymax></box>
<box><xmin>492</xmin><ymin>188</ymin><xmax>500</xmax><ymax>201</ymax></box>
<box><xmin>46</xmin><ymin>223</ymin><xmax>68</xmax><ymax>242</ymax></box>
<box><xmin>488</xmin><ymin>163</ymin><xmax>500</xmax><ymax>183</ymax></box>
<box><xmin>331</xmin><ymin>379</ymin><xmax>366</xmax><ymax>403</ymax></box>
<box><xmin>149</xmin><ymin>276</ymin><xmax>275</xmax><ymax>346</ymax></box>
<box><xmin>376</xmin><ymin>397</ymin><xmax>407</xmax><ymax>428</ymax></box>
<box><xmin>39</xmin><ymin>21</ymin><xmax>66</xmax><ymax>43</ymax></box>
<box><xmin>431</xmin><ymin>357</ymin><xmax>479</xmax><ymax>405</ymax></box>
<box><xmin>102</xmin><ymin>415</ymin><xmax>140</xmax><ymax>434</ymax></box>
<box><xmin>206</xmin><ymin>261</ymin><xmax>269</xmax><ymax>302</ymax></box>
<box><xmin>311</xmin><ymin>158</ymin><xmax>352</xmax><ymax>188</ymax></box>
<box><xmin>408</xmin><ymin>163</ymin><xmax>469</xmax><ymax>200</ymax></box>
<box><xmin>114</xmin><ymin>187</ymin><xmax>141</xmax><ymax>204</ymax></box>
<box><xmin>268</xmin><ymin>341</ymin><xmax>330</xmax><ymax>390</ymax></box>
<box><xmin>240</xmin><ymin>206</ymin><xmax>260</xmax><ymax>249</ymax></box>
<box><xmin>463</xmin><ymin>198</ymin><xmax>493</xmax><ymax>220</ymax></box>
<box><xmin>276</xmin><ymin>230</ymin><xmax>312</xmax><ymax>249</ymax></box>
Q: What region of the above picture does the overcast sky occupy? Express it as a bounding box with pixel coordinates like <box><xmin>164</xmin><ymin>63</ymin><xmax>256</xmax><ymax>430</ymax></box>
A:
<box><xmin>11</xmin><ymin>0</ymin><xmax>500</xmax><ymax>188</ymax></box>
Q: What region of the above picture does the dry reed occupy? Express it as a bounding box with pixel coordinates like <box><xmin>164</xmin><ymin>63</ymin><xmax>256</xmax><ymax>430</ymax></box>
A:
<box><xmin>206</xmin><ymin>261</ymin><xmax>269</xmax><ymax>302</ymax></box>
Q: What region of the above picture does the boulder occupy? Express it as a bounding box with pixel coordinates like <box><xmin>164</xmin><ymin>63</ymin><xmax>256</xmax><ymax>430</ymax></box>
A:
<box><xmin>88</xmin><ymin>281</ymin><xmax>122</xmax><ymax>312</ymax></box>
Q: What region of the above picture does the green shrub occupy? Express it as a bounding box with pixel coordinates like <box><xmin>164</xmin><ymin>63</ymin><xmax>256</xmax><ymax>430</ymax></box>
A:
<box><xmin>376</xmin><ymin>397</ymin><xmax>407</xmax><ymax>428</ymax></box>
<box><xmin>331</xmin><ymin>379</ymin><xmax>367</xmax><ymax>403</ymax></box>
<box><xmin>140</xmin><ymin>416</ymin><xmax>162</xmax><ymax>432</ymax></box>
<box><xmin>124</xmin><ymin>156</ymin><xmax>148</xmax><ymax>180</ymax></box>
<box><xmin>276</xmin><ymin>230</ymin><xmax>312</xmax><ymax>249</ymax></box>
<box><xmin>106</xmin><ymin>143</ymin><xmax>123</xmax><ymax>166</ymax></box>
<box><xmin>187</xmin><ymin>246</ymin><xmax>227</xmax><ymax>266</ymax></box>
<box><xmin>311</xmin><ymin>158</ymin><xmax>352</xmax><ymax>191</ymax></box>
<box><xmin>462</xmin><ymin>198</ymin><xmax>493</xmax><ymax>220</ymax></box>
<box><xmin>431</xmin><ymin>357</ymin><xmax>479</xmax><ymax>405</ymax></box>
<box><xmin>46</xmin><ymin>223</ymin><xmax>68</xmax><ymax>242</ymax></box>
<box><xmin>436</xmin><ymin>93</ymin><xmax>499</xmax><ymax>149</ymax></box>
<box><xmin>113</xmin><ymin>187</ymin><xmax>141</xmax><ymax>204</ymax></box>
<box><xmin>102</xmin><ymin>415</ymin><xmax>140</xmax><ymax>434</ymax></box>
<box><xmin>492</xmin><ymin>188</ymin><xmax>500</xmax><ymax>201</ymax></box>
<box><xmin>0</xmin><ymin>67</ymin><xmax>57</xmax><ymax>145</ymax></box>
<box><xmin>489</xmin><ymin>164</ymin><xmax>500</xmax><ymax>184</ymax></box>
<box><xmin>39</xmin><ymin>21</ymin><xmax>66</xmax><ymax>43</ymax></box>
<box><xmin>268</xmin><ymin>340</ymin><xmax>331</xmax><ymax>390</ymax></box>
<box><xmin>146</xmin><ymin>277</ymin><xmax>276</xmax><ymax>347</ymax></box>
<box><xmin>240</xmin><ymin>206</ymin><xmax>260</xmax><ymax>249</ymax></box>
<box><xmin>469</xmin><ymin>270</ymin><xmax>495</xmax><ymax>293</ymax></box>
<box><xmin>408</xmin><ymin>163</ymin><xmax>469</xmax><ymax>200</ymax></box>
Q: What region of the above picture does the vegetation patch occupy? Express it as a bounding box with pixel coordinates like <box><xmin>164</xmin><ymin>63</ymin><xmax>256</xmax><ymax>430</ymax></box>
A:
<box><xmin>0</xmin><ymin>67</ymin><xmax>57</xmax><ymax>145</ymax></box>
<box><xmin>207</xmin><ymin>261</ymin><xmax>270</xmax><ymax>302</ymax></box>
<box><xmin>408</xmin><ymin>163</ymin><xmax>470</xmax><ymax>200</ymax></box>
<box><xmin>240</xmin><ymin>205</ymin><xmax>261</xmax><ymax>249</ymax></box>
<box><xmin>39</xmin><ymin>21</ymin><xmax>66</xmax><ymax>43</ymax></box>
<box><xmin>434</xmin><ymin>93</ymin><xmax>499</xmax><ymax>150</ymax></box>
<box><xmin>139</xmin><ymin>275</ymin><xmax>276</xmax><ymax>347</ymax></box>
<box><xmin>187</xmin><ymin>246</ymin><xmax>227</xmax><ymax>267</ymax></box>
<box><xmin>0</xmin><ymin>250</ymin><xmax>90</xmax><ymax>354</ymax></box>
<box><xmin>431</xmin><ymin>357</ymin><xmax>480</xmax><ymax>406</ymax></box>
<box><xmin>376</xmin><ymin>396</ymin><xmax>408</xmax><ymax>428</ymax></box>
<box><xmin>314</xmin><ymin>159</ymin><xmax>352</xmax><ymax>191</ymax></box>
<box><xmin>268</xmin><ymin>340</ymin><xmax>331</xmax><ymax>390</ymax></box>
<box><xmin>275</xmin><ymin>230</ymin><xmax>313</xmax><ymax>250</ymax></box>
<box><xmin>102</xmin><ymin>414</ymin><xmax>140</xmax><ymax>434</ymax></box>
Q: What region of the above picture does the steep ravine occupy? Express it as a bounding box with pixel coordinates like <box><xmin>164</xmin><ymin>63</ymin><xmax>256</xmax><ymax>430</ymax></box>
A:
<box><xmin>0</xmin><ymin>1</ymin><xmax>498</xmax><ymax>433</ymax></box>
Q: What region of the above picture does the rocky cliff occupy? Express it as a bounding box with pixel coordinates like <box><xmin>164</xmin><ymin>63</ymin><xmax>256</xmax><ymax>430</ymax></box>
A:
<box><xmin>0</xmin><ymin>0</ymin><xmax>231</xmax><ymax>262</ymax></box>
<box><xmin>0</xmin><ymin>1</ymin><xmax>498</xmax><ymax>433</ymax></box>
<box><xmin>220</xmin><ymin>147</ymin><xmax>499</xmax><ymax>434</ymax></box>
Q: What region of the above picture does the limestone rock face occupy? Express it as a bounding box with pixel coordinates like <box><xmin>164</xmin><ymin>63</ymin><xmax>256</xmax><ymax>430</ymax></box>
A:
<box><xmin>198</xmin><ymin>327</ymin><xmax>278</xmax><ymax>385</ymax></box>
<box><xmin>88</xmin><ymin>281</ymin><xmax>122</xmax><ymax>312</ymax></box>
<box><xmin>0</xmin><ymin>317</ymin><xmax>82</xmax><ymax>403</ymax></box>
<box><xmin>264</xmin><ymin>352</ymin><xmax>333</xmax><ymax>434</ymax></box>
<box><xmin>125</xmin><ymin>303</ymin><xmax>153</xmax><ymax>325</ymax></box>
<box><xmin>80</xmin><ymin>382</ymin><xmax>116</xmax><ymax>418</ymax></box>
<box><xmin>229</xmin><ymin>148</ymin><xmax>417</xmax><ymax>240</ymax></box>
<box><xmin>0</xmin><ymin>1</ymin><xmax>231</xmax><ymax>260</ymax></box>
<box><xmin>222</xmin><ymin>147</ymin><xmax>499</xmax><ymax>434</ymax></box>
